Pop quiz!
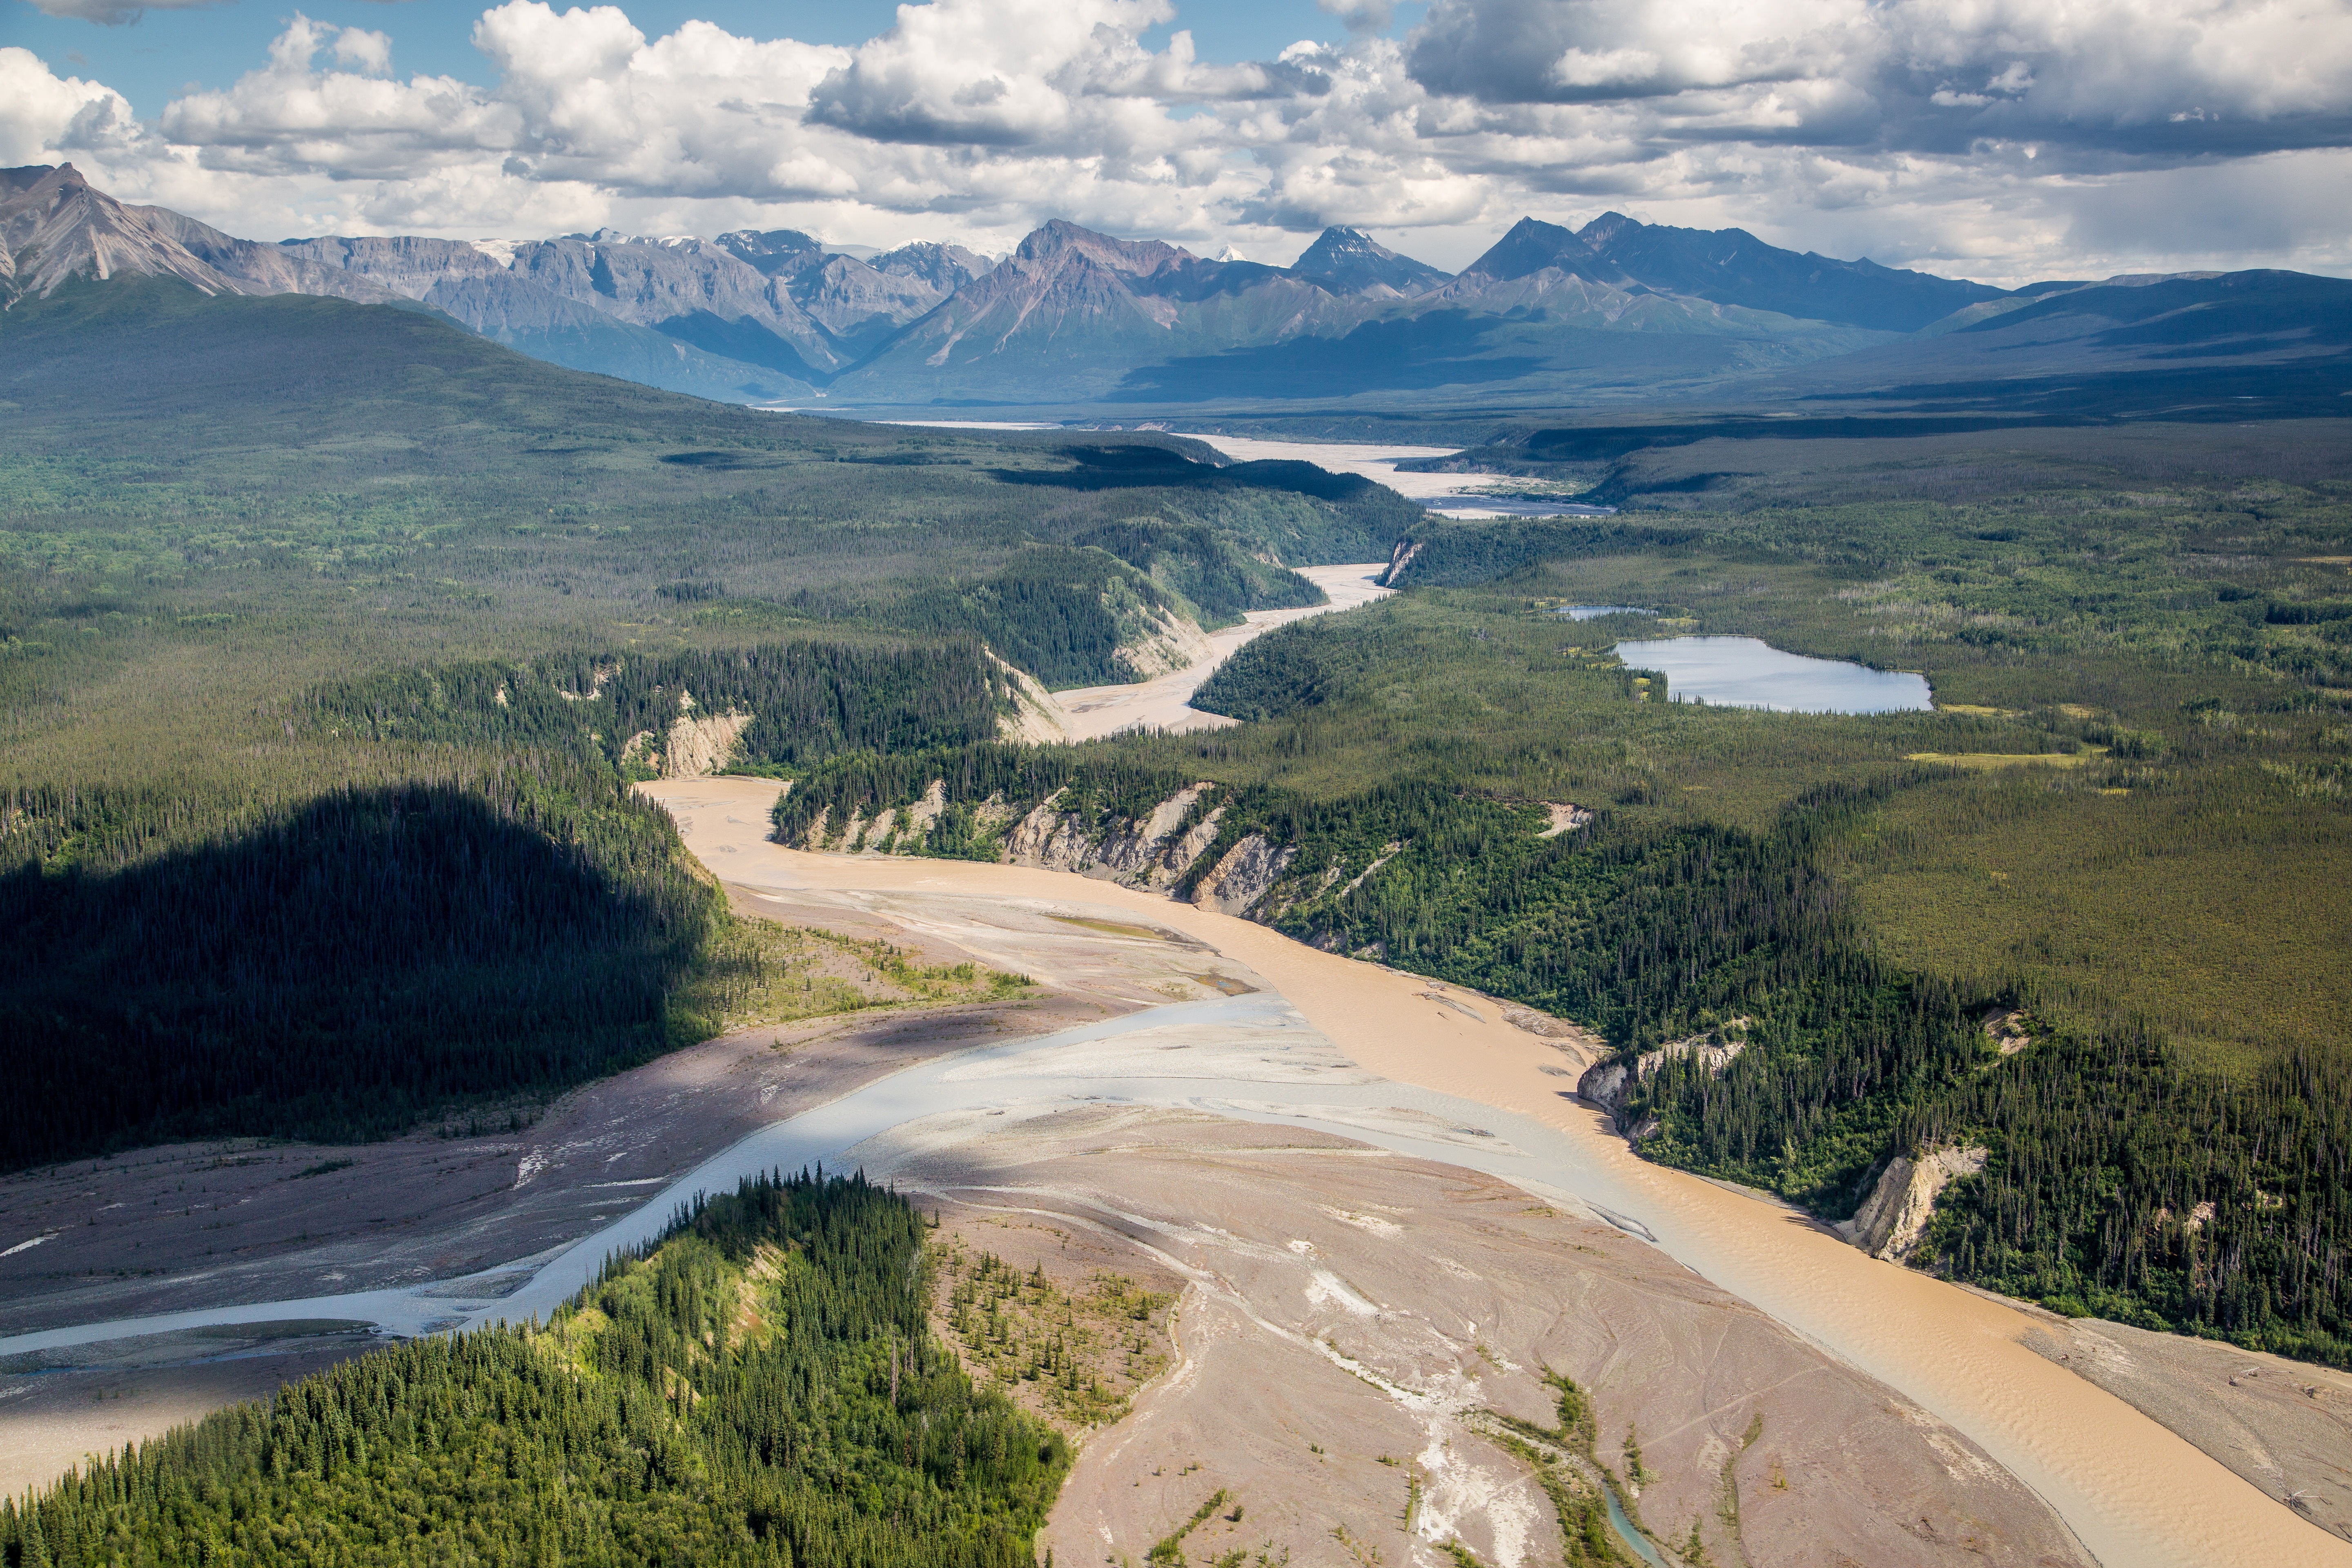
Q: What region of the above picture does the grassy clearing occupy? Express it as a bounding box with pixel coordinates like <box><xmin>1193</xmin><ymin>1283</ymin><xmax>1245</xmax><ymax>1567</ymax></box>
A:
<box><xmin>931</xmin><ymin>1236</ymin><xmax>1176</xmax><ymax>1430</ymax></box>
<box><xmin>1900</xmin><ymin>751</ymin><xmax>2100</xmax><ymax>769</ymax></box>
<box><xmin>715</xmin><ymin>921</ymin><xmax>1032</xmax><ymax>1033</ymax></box>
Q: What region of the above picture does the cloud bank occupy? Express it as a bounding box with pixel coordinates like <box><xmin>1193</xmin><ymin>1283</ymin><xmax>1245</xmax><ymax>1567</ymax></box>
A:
<box><xmin>8</xmin><ymin>0</ymin><xmax>2352</xmax><ymax>283</ymax></box>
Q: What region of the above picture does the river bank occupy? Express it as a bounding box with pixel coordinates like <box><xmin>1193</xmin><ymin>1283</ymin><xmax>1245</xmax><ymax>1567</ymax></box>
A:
<box><xmin>1044</xmin><ymin>562</ymin><xmax>1391</xmax><ymax>740</ymax></box>
<box><xmin>644</xmin><ymin>777</ymin><xmax>2352</xmax><ymax>1568</ymax></box>
<box><xmin>5</xmin><ymin>775</ymin><xmax>2341</xmax><ymax>1564</ymax></box>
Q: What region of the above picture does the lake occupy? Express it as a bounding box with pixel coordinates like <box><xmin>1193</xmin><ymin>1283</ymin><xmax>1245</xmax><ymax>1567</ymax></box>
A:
<box><xmin>1615</xmin><ymin>635</ymin><xmax>1933</xmax><ymax>713</ymax></box>
<box><xmin>1555</xmin><ymin>604</ymin><xmax>1655</xmax><ymax>621</ymax></box>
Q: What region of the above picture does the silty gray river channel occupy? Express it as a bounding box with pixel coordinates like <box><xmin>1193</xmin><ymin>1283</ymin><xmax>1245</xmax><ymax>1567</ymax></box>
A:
<box><xmin>0</xmin><ymin>993</ymin><xmax>1661</xmax><ymax>1356</ymax></box>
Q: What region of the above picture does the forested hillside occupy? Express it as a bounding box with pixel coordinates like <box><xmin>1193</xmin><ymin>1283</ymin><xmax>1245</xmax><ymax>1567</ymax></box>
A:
<box><xmin>771</xmin><ymin>428</ymin><xmax>2352</xmax><ymax>1365</ymax></box>
<box><xmin>311</xmin><ymin>641</ymin><xmax>1017</xmax><ymax>777</ymax></box>
<box><xmin>0</xmin><ymin>763</ymin><xmax>736</xmax><ymax>1171</ymax></box>
<box><xmin>0</xmin><ymin>1171</ymin><xmax>1069</xmax><ymax>1567</ymax></box>
<box><xmin>0</xmin><ymin>277</ymin><xmax>1414</xmax><ymax>1169</ymax></box>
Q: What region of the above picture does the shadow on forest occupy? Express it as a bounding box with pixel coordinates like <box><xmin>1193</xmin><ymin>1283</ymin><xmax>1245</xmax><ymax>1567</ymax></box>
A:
<box><xmin>0</xmin><ymin>782</ymin><xmax>715</xmax><ymax>1171</ymax></box>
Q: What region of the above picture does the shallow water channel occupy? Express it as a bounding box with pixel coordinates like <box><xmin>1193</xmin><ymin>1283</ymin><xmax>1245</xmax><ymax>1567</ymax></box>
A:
<box><xmin>0</xmin><ymin>995</ymin><xmax>1688</xmax><ymax>1557</ymax></box>
<box><xmin>0</xmin><ymin>995</ymin><xmax>1662</xmax><ymax>1352</ymax></box>
<box><xmin>1614</xmin><ymin>635</ymin><xmax>1932</xmax><ymax>714</ymax></box>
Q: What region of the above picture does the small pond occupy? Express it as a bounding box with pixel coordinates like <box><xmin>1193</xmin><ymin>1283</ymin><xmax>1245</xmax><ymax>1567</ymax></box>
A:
<box><xmin>1554</xmin><ymin>604</ymin><xmax>1655</xmax><ymax>621</ymax></box>
<box><xmin>1615</xmin><ymin>635</ymin><xmax>1932</xmax><ymax>714</ymax></box>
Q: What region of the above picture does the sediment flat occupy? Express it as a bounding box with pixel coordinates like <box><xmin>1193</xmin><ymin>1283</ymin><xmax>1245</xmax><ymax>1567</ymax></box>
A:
<box><xmin>645</xmin><ymin>776</ymin><xmax>2352</xmax><ymax>1568</ymax></box>
<box><xmin>7</xmin><ymin>773</ymin><xmax>2341</xmax><ymax>1565</ymax></box>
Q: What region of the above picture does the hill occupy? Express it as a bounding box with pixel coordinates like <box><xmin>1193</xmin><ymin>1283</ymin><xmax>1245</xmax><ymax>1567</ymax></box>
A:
<box><xmin>0</xmin><ymin>271</ymin><xmax>1422</xmax><ymax>1165</ymax></box>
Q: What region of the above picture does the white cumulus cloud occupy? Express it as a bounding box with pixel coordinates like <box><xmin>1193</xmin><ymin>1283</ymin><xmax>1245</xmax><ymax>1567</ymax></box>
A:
<box><xmin>5</xmin><ymin>0</ymin><xmax>2348</xmax><ymax>284</ymax></box>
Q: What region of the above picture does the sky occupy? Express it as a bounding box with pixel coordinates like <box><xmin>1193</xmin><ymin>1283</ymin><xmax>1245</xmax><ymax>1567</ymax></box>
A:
<box><xmin>6</xmin><ymin>0</ymin><xmax>2352</xmax><ymax>284</ymax></box>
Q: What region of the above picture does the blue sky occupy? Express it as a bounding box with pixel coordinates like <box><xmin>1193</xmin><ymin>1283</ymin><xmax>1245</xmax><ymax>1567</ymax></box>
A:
<box><xmin>5</xmin><ymin>0</ymin><xmax>2348</xmax><ymax>283</ymax></box>
<box><xmin>5</xmin><ymin>0</ymin><xmax>1419</xmax><ymax>114</ymax></box>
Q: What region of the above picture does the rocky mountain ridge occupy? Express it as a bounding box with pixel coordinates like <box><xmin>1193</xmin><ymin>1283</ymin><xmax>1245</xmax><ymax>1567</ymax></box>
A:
<box><xmin>19</xmin><ymin>163</ymin><xmax>2325</xmax><ymax>415</ymax></box>
<box><xmin>0</xmin><ymin>164</ymin><xmax>403</xmax><ymax>310</ymax></box>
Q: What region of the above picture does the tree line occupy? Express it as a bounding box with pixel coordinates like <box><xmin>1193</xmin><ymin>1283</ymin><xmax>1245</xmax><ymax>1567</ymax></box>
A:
<box><xmin>0</xmin><ymin>1170</ymin><xmax>1068</xmax><ymax>1568</ymax></box>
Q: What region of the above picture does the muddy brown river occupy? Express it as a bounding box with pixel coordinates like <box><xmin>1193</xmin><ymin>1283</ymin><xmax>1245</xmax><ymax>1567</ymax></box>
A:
<box><xmin>5</xmin><ymin>778</ymin><xmax>2342</xmax><ymax>1568</ymax></box>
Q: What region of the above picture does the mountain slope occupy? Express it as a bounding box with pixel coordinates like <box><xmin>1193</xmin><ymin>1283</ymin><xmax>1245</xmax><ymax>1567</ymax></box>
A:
<box><xmin>839</xmin><ymin>217</ymin><xmax>1898</xmax><ymax>404</ymax></box>
<box><xmin>0</xmin><ymin>166</ymin><xmax>803</xmax><ymax>400</ymax></box>
<box><xmin>1749</xmin><ymin>268</ymin><xmax>2352</xmax><ymax>419</ymax></box>
<box><xmin>1573</xmin><ymin>212</ymin><xmax>2009</xmax><ymax>332</ymax></box>
<box><xmin>20</xmin><ymin>165</ymin><xmax>2334</xmax><ymax>416</ymax></box>
<box><xmin>1</xmin><ymin>163</ymin><xmax>402</xmax><ymax>308</ymax></box>
<box><xmin>1290</xmin><ymin>226</ymin><xmax>1452</xmax><ymax>298</ymax></box>
<box><xmin>274</xmin><ymin>225</ymin><xmax>998</xmax><ymax>396</ymax></box>
<box><xmin>836</xmin><ymin>219</ymin><xmax>1349</xmax><ymax>401</ymax></box>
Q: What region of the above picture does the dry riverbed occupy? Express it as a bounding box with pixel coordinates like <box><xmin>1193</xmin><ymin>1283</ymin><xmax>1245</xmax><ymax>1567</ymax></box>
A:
<box><xmin>1043</xmin><ymin>563</ymin><xmax>1392</xmax><ymax>740</ymax></box>
<box><xmin>894</xmin><ymin>1105</ymin><xmax>2090</xmax><ymax>1568</ymax></box>
<box><xmin>0</xmin><ymin>953</ymin><xmax>1105</xmax><ymax>1493</ymax></box>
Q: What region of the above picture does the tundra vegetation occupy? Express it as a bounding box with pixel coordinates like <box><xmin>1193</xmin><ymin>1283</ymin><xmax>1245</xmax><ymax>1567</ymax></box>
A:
<box><xmin>0</xmin><ymin>1170</ymin><xmax>1071</xmax><ymax>1568</ymax></box>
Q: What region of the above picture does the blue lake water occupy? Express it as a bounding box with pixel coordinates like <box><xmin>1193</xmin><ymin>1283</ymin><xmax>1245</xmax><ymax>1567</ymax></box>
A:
<box><xmin>1555</xmin><ymin>604</ymin><xmax>1655</xmax><ymax>621</ymax></box>
<box><xmin>1615</xmin><ymin>635</ymin><xmax>1932</xmax><ymax>714</ymax></box>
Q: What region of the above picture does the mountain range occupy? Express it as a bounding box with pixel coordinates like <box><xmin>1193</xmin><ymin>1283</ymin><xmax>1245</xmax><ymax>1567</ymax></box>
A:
<box><xmin>7</xmin><ymin>161</ymin><xmax>2348</xmax><ymax>420</ymax></box>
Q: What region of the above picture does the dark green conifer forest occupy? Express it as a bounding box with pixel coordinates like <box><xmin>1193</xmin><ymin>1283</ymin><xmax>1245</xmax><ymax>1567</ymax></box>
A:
<box><xmin>0</xmin><ymin>1171</ymin><xmax>1068</xmax><ymax>1568</ymax></box>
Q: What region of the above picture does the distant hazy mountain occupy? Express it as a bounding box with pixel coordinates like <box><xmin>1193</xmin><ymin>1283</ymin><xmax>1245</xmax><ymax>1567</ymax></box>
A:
<box><xmin>1573</xmin><ymin>212</ymin><xmax>2009</xmax><ymax>333</ymax></box>
<box><xmin>14</xmin><ymin>164</ymin><xmax>2341</xmax><ymax>417</ymax></box>
<box><xmin>1289</xmin><ymin>227</ymin><xmax>1452</xmax><ymax>298</ymax></box>
<box><xmin>1744</xmin><ymin>267</ymin><xmax>2352</xmax><ymax>420</ymax></box>
<box><xmin>1449</xmin><ymin>216</ymin><xmax>1631</xmax><ymax>290</ymax></box>
<box><xmin>271</xmin><ymin>224</ymin><xmax>1000</xmax><ymax>395</ymax></box>
<box><xmin>838</xmin><ymin>218</ymin><xmax>1345</xmax><ymax>402</ymax></box>
<box><xmin>704</xmin><ymin>227</ymin><xmax>994</xmax><ymax>354</ymax></box>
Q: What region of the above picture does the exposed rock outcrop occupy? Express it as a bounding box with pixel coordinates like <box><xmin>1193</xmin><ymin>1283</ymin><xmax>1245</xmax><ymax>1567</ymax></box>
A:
<box><xmin>1577</xmin><ymin>1020</ymin><xmax>1751</xmax><ymax>1117</ymax></box>
<box><xmin>899</xmin><ymin>780</ymin><xmax>947</xmax><ymax>841</ymax></box>
<box><xmin>1840</xmin><ymin>1144</ymin><xmax>1989</xmax><ymax>1261</ymax></box>
<box><xmin>1003</xmin><ymin>789</ymin><xmax>1095</xmax><ymax>871</ymax></box>
<box><xmin>1093</xmin><ymin>784</ymin><xmax>1214</xmax><ymax>878</ymax></box>
<box><xmin>1192</xmin><ymin>834</ymin><xmax>1298</xmax><ymax>916</ymax></box>
<box><xmin>1150</xmin><ymin>805</ymin><xmax>1226</xmax><ymax>890</ymax></box>
<box><xmin>1116</xmin><ymin>605</ymin><xmax>1217</xmax><ymax>681</ymax></box>
<box><xmin>662</xmin><ymin>695</ymin><xmax>751</xmax><ymax>777</ymax></box>
<box><xmin>1537</xmin><ymin>802</ymin><xmax>1595</xmax><ymax>838</ymax></box>
<box><xmin>990</xmin><ymin>652</ymin><xmax>1078</xmax><ymax>744</ymax></box>
<box><xmin>1983</xmin><ymin>1007</ymin><xmax>2034</xmax><ymax>1055</ymax></box>
<box><xmin>996</xmin><ymin>784</ymin><xmax>1231</xmax><ymax>893</ymax></box>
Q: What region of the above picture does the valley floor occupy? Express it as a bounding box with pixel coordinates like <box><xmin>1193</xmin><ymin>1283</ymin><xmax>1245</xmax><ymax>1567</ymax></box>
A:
<box><xmin>2</xmin><ymin>777</ymin><xmax>2346</xmax><ymax>1566</ymax></box>
<box><xmin>1045</xmin><ymin>562</ymin><xmax>1392</xmax><ymax>740</ymax></box>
